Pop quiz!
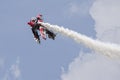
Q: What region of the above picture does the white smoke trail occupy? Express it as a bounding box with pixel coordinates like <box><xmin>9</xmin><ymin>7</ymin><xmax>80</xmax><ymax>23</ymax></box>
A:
<box><xmin>41</xmin><ymin>22</ymin><xmax>120</xmax><ymax>59</ymax></box>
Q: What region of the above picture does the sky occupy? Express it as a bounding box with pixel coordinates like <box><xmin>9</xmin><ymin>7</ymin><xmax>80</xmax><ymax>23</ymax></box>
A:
<box><xmin>0</xmin><ymin>0</ymin><xmax>120</xmax><ymax>80</ymax></box>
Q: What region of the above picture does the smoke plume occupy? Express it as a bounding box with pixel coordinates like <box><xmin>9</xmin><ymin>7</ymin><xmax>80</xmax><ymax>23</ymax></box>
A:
<box><xmin>41</xmin><ymin>22</ymin><xmax>120</xmax><ymax>59</ymax></box>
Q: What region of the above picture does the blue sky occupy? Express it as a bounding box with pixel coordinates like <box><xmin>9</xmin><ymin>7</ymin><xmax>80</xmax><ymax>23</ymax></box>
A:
<box><xmin>0</xmin><ymin>0</ymin><xmax>95</xmax><ymax>80</ymax></box>
<box><xmin>1</xmin><ymin>0</ymin><xmax>120</xmax><ymax>80</ymax></box>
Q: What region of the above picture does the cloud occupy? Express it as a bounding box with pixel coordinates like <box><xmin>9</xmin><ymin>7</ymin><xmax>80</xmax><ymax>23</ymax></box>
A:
<box><xmin>10</xmin><ymin>57</ymin><xmax>21</xmax><ymax>79</ymax></box>
<box><xmin>90</xmin><ymin>0</ymin><xmax>120</xmax><ymax>43</ymax></box>
<box><xmin>61</xmin><ymin>52</ymin><xmax>120</xmax><ymax>80</ymax></box>
<box><xmin>65</xmin><ymin>1</ymin><xmax>93</xmax><ymax>17</ymax></box>
<box><xmin>60</xmin><ymin>0</ymin><xmax>120</xmax><ymax>80</ymax></box>
<box><xmin>68</xmin><ymin>3</ymin><xmax>80</xmax><ymax>15</ymax></box>
<box><xmin>2</xmin><ymin>57</ymin><xmax>21</xmax><ymax>80</ymax></box>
